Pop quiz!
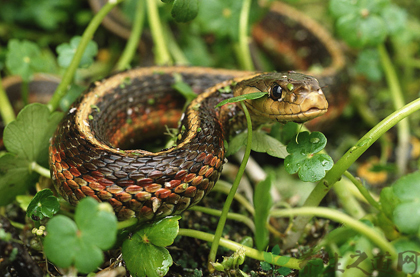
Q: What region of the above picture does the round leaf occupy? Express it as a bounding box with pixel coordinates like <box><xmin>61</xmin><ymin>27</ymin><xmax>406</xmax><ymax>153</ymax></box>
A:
<box><xmin>26</xmin><ymin>189</ymin><xmax>60</xmax><ymax>220</ymax></box>
<box><xmin>56</xmin><ymin>36</ymin><xmax>98</xmax><ymax>68</ymax></box>
<box><xmin>284</xmin><ymin>132</ymin><xmax>333</xmax><ymax>182</ymax></box>
<box><xmin>393</xmin><ymin>202</ymin><xmax>420</xmax><ymax>234</ymax></box>
<box><xmin>123</xmin><ymin>242</ymin><xmax>172</xmax><ymax>277</ymax></box>
<box><xmin>44</xmin><ymin>215</ymin><xmax>79</xmax><ymax>269</ymax></box>
<box><xmin>139</xmin><ymin>216</ymin><xmax>181</xmax><ymax>247</ymax></box>
<box><xmin>75</xmin><ymin>197</ymin><xmax>117</xmax><ymax>250</ymax></box>
<box><xmin>5</xmin><ymin>39</ymin><xmax>42</xmax><ymax>82</ymax></box>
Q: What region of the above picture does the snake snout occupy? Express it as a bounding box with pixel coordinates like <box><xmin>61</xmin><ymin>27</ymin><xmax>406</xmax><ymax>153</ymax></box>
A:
<box><xmin>299</xmin><ymin>89</ymin><xmax>328</xmax><ymax>119</ymax></box>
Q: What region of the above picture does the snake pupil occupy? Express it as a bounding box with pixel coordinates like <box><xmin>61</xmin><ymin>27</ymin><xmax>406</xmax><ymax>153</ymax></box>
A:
<box><xmin>271</xmin><ymin>85</ymin><xmax>283</xmax><ymax>100</ymax></box>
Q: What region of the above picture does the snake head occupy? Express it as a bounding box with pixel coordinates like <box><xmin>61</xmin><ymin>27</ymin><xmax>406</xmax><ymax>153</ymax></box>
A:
<box><xmin>234</xmin><ymin>71</ymin><xmax>328</xmax><ymax>123</ymax></box>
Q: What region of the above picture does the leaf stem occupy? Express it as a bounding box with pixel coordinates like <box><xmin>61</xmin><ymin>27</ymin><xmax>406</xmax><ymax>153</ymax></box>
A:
<box><xmin>30</xmin><ymin>162</ymin><xmax>50</xmax><ymax>178</ymax></box>
<box><xmin>117</xmin><ymin>218</ymin><xmax>138</xmax><ymax>230</ymax></box>
<box><xmin>189</xmin><ymin>206</ymin><xmax>255</xmax><ymax>232</ymax></box>
<box><xmin>145</xmin><ymin>0</ymin><xmax>172</xmax><ymax>65</ymax></box>
<box><xmin>179</xmin><ymin>228</ymin><xmax>304</xmax><ymax>270</ymax></box>
<box><xmin>271</xmin><ymin>207</ymin><xmax>397</xmax><ymax>260</ymax></box>
<box><xmin>47</xmin><ymin>0</ymin><xmax>124</xmax><ymax>111</ymax></box>
<box><xmin>162</xmin><ymin>24</ymin><xmax>189</xmax><ymax>65</ymax></box>
<box><xmin>283</xmin><ymin>97</ymin><xmax>420</xmax><ymax>249</ymax></box>
<box><xmin>21</xmin><ymin>81</ymin><xmax>29</xmax><ymax>106</ymax></box>
<box><xmin>378</xmin><ymin>43</ymin><xmax>410</xmax><ymax>175</ymax></box>
<box><xmin>207</xmin><ymin>102</ymin><xmax>253</xmax><ymax>271</ymax></box>
<box><xmin>0</xmin><ymin>78</ymin><xmax>15</xmax><ymax>124</ymax></box>
<box><xmin>236</xmin><ymin>0</ymin><xmax>254</xmax><ymax>71</ymax></box>
<box><xmin>343</xmin><ymin>170</ymin><xmax>381</xmax><ymax>211</ymax></box>
<box><xmin>332</xmin><ymin>179</ymin><xmax>366</xmax><ymax>219</ymax></box>
<box><xmin>114</xmin><ymin>0</ymin><xmax>145</xmax><ymax>71</ymax></box>
<box><xmin>213</xmin><ymin>180</ymin><xmax>255</xmax><ymax>215</ymax></box>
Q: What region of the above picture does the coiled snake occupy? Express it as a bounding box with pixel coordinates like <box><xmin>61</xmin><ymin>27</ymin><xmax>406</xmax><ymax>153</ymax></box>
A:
<box><xmin>49</xmin><ymin>1</ymin><xmax>346</xmax><ymax>221</ymax></box>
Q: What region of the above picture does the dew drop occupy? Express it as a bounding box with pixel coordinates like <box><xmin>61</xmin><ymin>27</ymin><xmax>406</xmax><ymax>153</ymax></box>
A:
<box><xmin>310</xmin><ymin>137</ymin><xmax>320</xmax><ymax>144</ymax></box>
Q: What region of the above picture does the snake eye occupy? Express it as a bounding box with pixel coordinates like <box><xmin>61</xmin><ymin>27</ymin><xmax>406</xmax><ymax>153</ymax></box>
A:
<box><xmin>270</xmin><ymin>85</ymin><xmax>283</xmax><ymax>100</ymax></box>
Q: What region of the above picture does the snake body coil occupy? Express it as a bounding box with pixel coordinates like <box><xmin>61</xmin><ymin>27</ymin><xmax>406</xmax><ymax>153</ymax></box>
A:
<box><xmin>49</xmin><ymin>2</ymin><xmax>346</xmax><ymax>221</ymax></box>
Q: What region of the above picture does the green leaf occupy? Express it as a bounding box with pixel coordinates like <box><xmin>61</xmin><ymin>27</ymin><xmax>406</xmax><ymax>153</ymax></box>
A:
<box><xmin>122</xmin><ymin>216</ymin><xmax>180</xmax><ymax>277</ymax></box>
<box><xmin>5</xmin><ymin>39</ymin><xmax>44</xmax><ymax>82</ymax></box>
<box><xmin>269</xmin><ymin>122</ymin><xmax>299</xmax><ymax>145</ymax></box>
<box><xmin>355</xmin><ymin>48</ymin><xmax>382</xmax><ymax>81</ymax></box>
<box><xmin>124</xmin><ymin>243</ymin><xmax>172</xmax><ymax>277</ymax></box>
<box><xmin>172</xmin><ymin>73</ymin><xmax>197</xmax><ymax>102</ymax></box>
<box><xmin>253</xmin><ymin>174</ymin><xmax>273</xmax><ymax>251</ymax></box>
<box><xmin>393</xmin><ymin>202</ymin><xmax>420</xmax><ymax>234</ymax></box>
<box><xmin>380</xmin><ymin>171</ymin><xmax>420</xmax><ymax>235</ymax></box>
<box><xmin>4</xmin><ymin>103</ymin><xmax>63</xmax><ymax>166</ymax></box>
<box><xmin>43</xmin><ymin>198</ymin><xmax>117</xmax><ymax>273</ymax></box>
<box><xmin>225</xmin><ymin>130</ymin><xmax>288</xmax><ymax>158</ymax></box>
<box><xmin>391</xmin><ymin>171</ymin><xmax>420</xmax><ymax>201</ymax></box>
<box><xmin>381</xmin><ymin>4</ymin><xmax>407</xmax><ymax>34</ymax></box>
<box><xmin>284</xmin><ymin>132</ymin><xmax>333</xmax><ymax>182</ymax></box>
<box><xmin>336</xmin><ymin>13</ymin><xmax>387</xmax><ymax>48</ymax></box>
<box><xmin>139</xmin><ymin>216</ymin><xmax>181</xmax><ymax>247</ymax></box>
<box><xmin>393</xmin><ymin>238</ymin><xmax>420</xmax><ymax>274</ymax></box>
<box><xmin>171</xmin><ymin>0</ymin><xmax>199</xmax><ymax>23</ymax></box>
<box><xmin>0</xmin><ymin>153</ymin><xmax>37</xmax><ymax>206</ymax></box>
<box><xmin>56</xmin><ymin>36</ymin><xmax>98</xmax><ymax>68</ymax></box>
<box><xmin>43</xmin><ymin>215</ymin><xmax>79</xmax><ymax>269</ymax></box>
<box><xmin>20</xmin><ymin>0</ymin><xmax>73</xmax><ymax>30</ymax></box>
<box><xmin>379</xmin><ymin>187</ymin><xmax>401</xmax><ymax>220</ymax></box>
<box><xmin>0</xmin><ymin>104</ymin><xmax>62</xmax><ymax>206</ymax></box>
<box><xmin>263</xmin><ymin>249</ymin><xmax>291</xmax><ymax>267</ymax></box>
<box><xmin>216</xmin><ymin>91</ymin><xmax>268</xmax><ymax>107</ymax></box>
<box><xmin>26</xmin><ymin>189</ymin><xmax>60</xmax><ymax>221</ymax></box>
<box><xmin>197</xmin><ymin>0</ymin><xmax>242</xmax><ymax>39</ymax></box>
<box><xmin>250</xmin><ymin>131</ymin><xmax>288</xmax><ymax>159</ymax></box>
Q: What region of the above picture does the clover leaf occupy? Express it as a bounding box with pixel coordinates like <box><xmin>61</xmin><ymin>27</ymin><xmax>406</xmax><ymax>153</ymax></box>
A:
<box><xmin>43</xmin><ymin>197</ymin><xmax>117</xmax><ymax>274</ymax></box>
<box><xmin>0</xmin><ymin>104</ymin><xmax>63</xmax><ymax>205</ymax></box>
<box><xmin>284</xmin><ymin>132</ymin><xmax>333</xmax><ymax>182</ymax></box>
<box><xmin>56</xmin><ymin>36</ymin><xmax>98</xmax><ymax>68</ymax></box>
<box><xmin>380</xmin><ymin>171</ymin><xmax>420</xmax><ymax>235</ymax></box>
<box><xmin>162</xmin><ymin>0</ymin><xmax>199</xmax><ymax>23</ymax></box>
<box><xmin>329</xmin><ymin>0</ymin><xmax>406</xmax><ymax>48</ymax></box>
<box><xmin>122</xmin><ymin>216</ymin><xmax>181</xmax><ymax>277</ymax></box>
<box><xmin>26</xmin><ymin>189</ymin><xmax>60</xmax><ymax>221</ymax></box>
<box><xmin>5</xmin><ymin>39</ymin><xmax>45</xmax><ymax>82</ymax></box>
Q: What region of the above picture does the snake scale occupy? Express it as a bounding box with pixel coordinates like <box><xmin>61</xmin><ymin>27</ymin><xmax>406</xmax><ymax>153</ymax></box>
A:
<box><xmin>49</xmin><ymin>1</ymin><xmax>346</xmax><ymax>221</ymax></box>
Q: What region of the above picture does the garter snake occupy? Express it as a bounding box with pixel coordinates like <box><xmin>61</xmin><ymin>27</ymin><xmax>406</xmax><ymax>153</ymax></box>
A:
<box><xmin>49</xmin><ymin>2</ymin><xmax>346</xmax><ymax>221</ymax></box>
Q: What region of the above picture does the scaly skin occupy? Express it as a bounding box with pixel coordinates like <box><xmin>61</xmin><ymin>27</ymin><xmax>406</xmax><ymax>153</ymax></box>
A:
<box><xmin>49</xmin><ymin>67</ymin><xmax>327</xmax><ymax>221</ymax></box>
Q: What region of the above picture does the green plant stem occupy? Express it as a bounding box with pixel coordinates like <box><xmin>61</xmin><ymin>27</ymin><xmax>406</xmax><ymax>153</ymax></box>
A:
<box><xmin>208</xmin><ymin>102</ymin><xmax>253</xmax><ymax>271</ymax></box>
<box><xmin>117</xmin><ymin>218</ymin><xmax>138</xmax><ymax>230</ymax></box>
<box><xmin>189</xmin><ymin>206</ymin><xmax>255</xmax><ymax>232</ymax></box>
<box><xmin>115</xmin><ymin>0</ymin><xmax>145</xmax><ymax>71</ymax></box>
<box><xmin>179</xmin><ymin>228</ymin><xmax>304</xmax><ymax>270</ymax></box>
<box><xmin>271</xmin><ymin>207</ymin><xmax>397</xmax><ymax>261</ymax></box>
<box><xmin>47</xmin><ymin>0</ymin><xmax>124</xmax><ymax>111</ymax></box>
<box><xmin>236</xmin><ymin>0</ymin><xmax>254</xmax><ymax>71</ymax></box>
<box><xmin>0</xmin><ymin>78</ymin><xmax>15</xmax><ymax>124</ymax></box>
<box><xmin>30</xmin><ymin>162</ymin><xmax>50</xmax><ymax>178</ymax></box>
<box><xmin>213</xmin><ymin>180</ymin><xmax>255</xmax><ymax>215</ymax></box>
<box><xmin>344</xmin><ymin>170</ymin><xmax>381</xmax><ymax>211</ymax></box>
<box><xmin>163</xmin><ymin>24</ymin><xmax>189</xmax><ymax>65</ymax></box>
<box><xmin>283</xmin><ymin>97</ymin><xmax>420</xmax><ymax>249</ymax></box>
<box><xmin>332</xmin><ymin>179</ymin><xmax>366</xmax><ymax>219</ymax></box>
<box><xmin>378</xmin><ymin>43</ymin><xmax>410</xmax><ymax>175</ymax></box>
<box><xmin>146</xmin><ymin>0</ymin><xmax>172</xmax><ymax>65</ymax></box>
